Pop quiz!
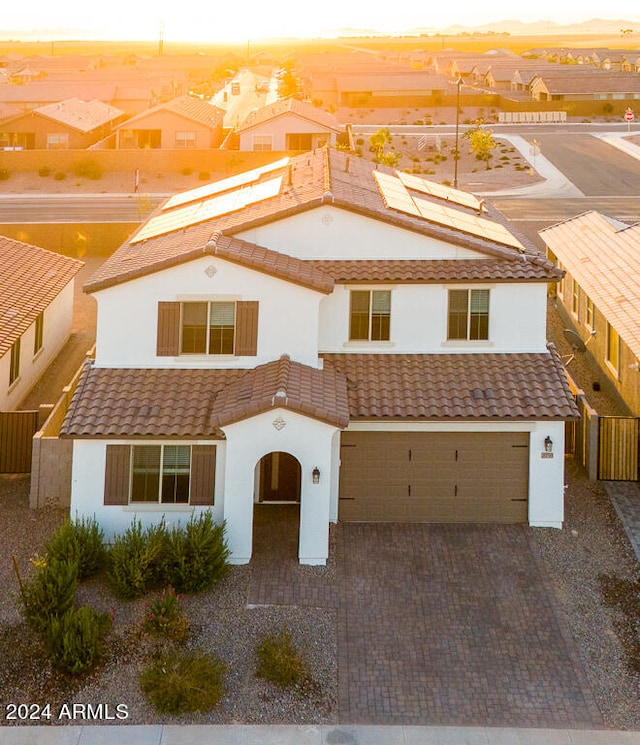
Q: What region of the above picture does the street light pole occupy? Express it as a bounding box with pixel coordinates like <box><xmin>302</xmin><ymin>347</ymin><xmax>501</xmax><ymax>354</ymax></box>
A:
<box><xmin>453</xmin><ymin>77</ymin><xmax>463</xmax><ymax>189</ymax></box>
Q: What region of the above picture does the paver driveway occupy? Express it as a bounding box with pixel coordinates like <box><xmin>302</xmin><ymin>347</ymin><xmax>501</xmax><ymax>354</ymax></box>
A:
<box><xmin>249</xmin><ymin>510</ymin><xmax>603</xmax><ymax>728</ymax></box>
<box><xmin>336</xmin><ymin>523</ymin><xmax>602</xmax><ymax>727</ymax></box>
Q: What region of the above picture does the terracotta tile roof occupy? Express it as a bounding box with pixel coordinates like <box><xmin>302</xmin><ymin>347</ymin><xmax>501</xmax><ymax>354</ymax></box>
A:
<box><xmin>323</xmin><ymin>346</ymin><xmax>578</xmax><ymax>421</ymax></box>
<box><xmin>35</xmin><ymin>97</ymin><xmax>125</xmax><ymax>132</ymax></box>
<box><xmin>117</xmin><ymin>94</ymin><xmax>224</xmax><ymax>129</ymax></box>
<box><xmin>84</xmin><ymin>148</ymin><xmax>558</xmax><ymax>293</ymax></box>
<box><xmin>61</xmin><ymin>355</ymin><xmax>349</xmax><ymax>437</ymax></box>
<box><xmin>0</xmin><ymin>236</ymin><xmax>84</xmax><ymax>357</ymax></box>
<box><xmin>532</xmin><ymin>69</ymin><xmax>640</xmax><ymax>94</ymax></box>
<box><xmin>540</xmin><ymin>210</ymin><xmax>640</xmax><ymax>359</ymax></box>
<box><xmin>237</xmin><ymin>97</ymin><xmax>341</xmax><ymax>133</ymax></box>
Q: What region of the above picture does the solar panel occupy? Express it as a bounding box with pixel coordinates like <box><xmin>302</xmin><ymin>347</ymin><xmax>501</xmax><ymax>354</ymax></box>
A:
<box><xmin>132</xmin><ymin>176</ymin><xmax>283</xmax><ymax>244</ymax></box>
<box><xmin>373</xmin><ymin>171</ymin><xmax>420</xmax><ymax>216</ymax></box>
<box><xmin>397</xmin><ymin>171</ymin><xmax>484</xmax><ymax>212</ymax></box>
<box><xmin>163</xmin><ymin>157</ymin><xmax>289</xmax><ymax>210</ymax></box>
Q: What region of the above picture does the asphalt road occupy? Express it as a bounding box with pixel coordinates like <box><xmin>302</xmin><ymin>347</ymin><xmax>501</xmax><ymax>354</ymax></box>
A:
<box><xmin>0</xmin><ymin>194</ymin><xmax>164</xmax><ymax>223</ymax></box>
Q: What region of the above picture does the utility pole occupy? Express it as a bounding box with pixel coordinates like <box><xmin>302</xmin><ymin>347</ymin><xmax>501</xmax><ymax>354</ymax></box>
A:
<box><xmin>453</xmin><ymin>77</ymin><xmax>463</xmax><ymax>189</ymax></box>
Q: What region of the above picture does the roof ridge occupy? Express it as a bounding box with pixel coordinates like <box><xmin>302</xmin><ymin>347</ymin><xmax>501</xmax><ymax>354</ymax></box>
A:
<box><xmin>322</xmin><ymin>146</ymin><xmax>332</xmax><ymax>194</ymax></box>
<box><xmin>275</xmin><ymin>354</ymin><xmax>292</xmax><ymax>399</ymax></box>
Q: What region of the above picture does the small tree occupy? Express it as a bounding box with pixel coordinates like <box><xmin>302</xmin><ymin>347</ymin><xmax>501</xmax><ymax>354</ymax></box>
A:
<box><xmin>464</xmin><ymin>122</ymin><xmax>497</xmax><ymax>170</ymax></box>
<box><xmin>276</xmin><ymin>61</ymin><xmax>303</xmax><ymax>99</ymax></box>
<box><xmin>369</xmin><ymin>127</ymin><xmax>392</xmax><ymax>160</ymax></box>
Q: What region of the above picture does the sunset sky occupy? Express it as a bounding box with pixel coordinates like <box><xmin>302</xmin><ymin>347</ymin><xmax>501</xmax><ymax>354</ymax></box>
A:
<box><xmin>4</xmin><ymin>1</ymin><xmax>640</xmax><ymax>42</ymax></box>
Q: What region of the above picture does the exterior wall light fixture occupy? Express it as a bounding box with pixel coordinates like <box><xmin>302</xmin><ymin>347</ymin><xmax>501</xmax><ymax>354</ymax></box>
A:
<box><xmin>544</xmin><ymin>436</ymin><xmax>553</xmax><ymax>453</ymax></box>
<box><xmin>312</xmin><ymin>467</ymin><xmax>320</xmax><ymax>484</ymax></box>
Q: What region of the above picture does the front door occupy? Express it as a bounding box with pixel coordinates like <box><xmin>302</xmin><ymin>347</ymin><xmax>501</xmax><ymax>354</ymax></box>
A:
<box><xmin>257</xmin><ymin>451</ymin><xmax>301</xmax><ymax>502</ymax></box>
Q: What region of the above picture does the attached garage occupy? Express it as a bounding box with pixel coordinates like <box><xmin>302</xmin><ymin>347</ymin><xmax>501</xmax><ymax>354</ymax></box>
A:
<box><xmin>338</xmin><ymin>431</ymin><xmax>529</xmax><ymax>523</ymax></box>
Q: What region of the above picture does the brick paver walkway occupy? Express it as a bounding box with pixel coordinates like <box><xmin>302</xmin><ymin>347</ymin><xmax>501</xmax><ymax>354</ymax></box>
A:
<box><xmin>247</xmin><ymin>509</ymin><xmax>603</xmax><ymax>728</ymax></box>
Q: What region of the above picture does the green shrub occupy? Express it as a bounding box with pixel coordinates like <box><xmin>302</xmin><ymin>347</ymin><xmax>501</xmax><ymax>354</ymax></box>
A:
<box><xmin>162</xmin><ymin>514</ymin><xmax>230</xmax><ymax>594</ymax></box>
<box><xmin>44</xmin><ymin>517</ymin><xmax>106</xmax><ymax>580</ymax></box>
<box><xmin>73</xmin><ymin>158</ymin><xmax>103</xmax><ymax>180</ymax></box>
<box><xmin>107</xmin><ymin>520</ymin><xmax>167</xmax><ymax>599</ymax></box>
<box><xmin>181</xmin><ymin>167</ymin><xmax>193</xmax><ymax>176</ymax></box>
<box><xmin>0</xmin><ymin>168</ymin><xmax>10</xmax><ymax>180</ymax></box>
<box><xmin>144</xmin><ymin>587</ymin><xmax>190</xmax><ymax>641</ymax></box>
<box><xmin>22</xmin><ymin>558</ymin><xmax>78</xmax><ymax>633</ymax></box>
<box><xmin>54</xmin><ymin>171</ymin><xmax>66</xmax><ymax>181</ymax></box>
<box><xmin>38</xmin><ymin>165</ymin><xmax>51</xmax><ymax>177</ymax></box>
<box><xmin>44</xmin><ymin>605</ymin><xmax>111</xmax><ymax>675</ymax></box>
<box><xmin>140</xmin><ymin>650</ymin><xmax>226</xmax><ymax>714</ymax></box>
<box><xmin>255</xmin><ymin>629</ymin><xmax>309</xmax><ymax>688</ymax></box>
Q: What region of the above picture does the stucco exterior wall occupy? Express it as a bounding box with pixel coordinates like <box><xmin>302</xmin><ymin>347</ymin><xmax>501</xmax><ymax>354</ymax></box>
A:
<box><xmin>238</xmin><ymin>113</ymin><xmax>337</xmax><ymax>151</ymax></box>
<box><xmin>116</xmin><ymin>109</ymin><xmax>222</xmax><ymax>149</ymax></box>
<box><xmin>1</xmin><ymin>280</ymin><xmax>75</xmax><ymax>410</ymax></box>
<box><xmin>92</xmin><ymin>256</ymin><xmax>323</xmax><ymax>369</ymax></box>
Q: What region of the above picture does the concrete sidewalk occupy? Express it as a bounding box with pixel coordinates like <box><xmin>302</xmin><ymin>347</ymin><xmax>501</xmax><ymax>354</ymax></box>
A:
<box><xmin>2</xmin><ymin>725</ymin><xmax>640</xmax><ymax>744</ymax></box>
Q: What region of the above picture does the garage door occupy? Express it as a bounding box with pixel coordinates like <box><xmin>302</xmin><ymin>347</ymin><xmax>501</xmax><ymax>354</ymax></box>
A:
<box><xmin>339</xmin><ymin>431</ymin><xmax>529</xmax><ymax>523</ymax></box>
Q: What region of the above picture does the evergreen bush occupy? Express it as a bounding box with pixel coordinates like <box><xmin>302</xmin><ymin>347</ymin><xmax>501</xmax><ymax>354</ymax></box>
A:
<box><xmin>44</xmin><ymin>605</ymin><xmax>111</xmax><ymax>675</ymax></box>
<box><xmin>140</xmin><ymin>650</ymin><xmax>226</xmax><ymax>714</ymax></box>
<box><xmin>107</xmin><ymin>520</ymin><xmax>167</xmax><ymax>599</ymax></box>
<box><xmin>44</xmin><ymin>517</ymin><xmax>106</xmax><ymax>580</ymax></box>
<box><xmin>22</xmin><ymin>558</ymin><xmax>78</xmax><ymax>633</ymax></box>
<box><xmin>255</xmin><ymin>629</ymin><xmax>309</xmax><ymax>688</ymax></box>
<box><xmin>163</xmin><ymin>514</ymin><xmax>230</xmax><ymax>594</ymax></box>
<box><xmin>38</xmin><ymin>165</ymin><xmax>51</xmax><ymax>177</ymax></box>
<box><xmin>73</xmin><ymin>158</ymin><xmax>103</xmax><ymax>180</ymax></box>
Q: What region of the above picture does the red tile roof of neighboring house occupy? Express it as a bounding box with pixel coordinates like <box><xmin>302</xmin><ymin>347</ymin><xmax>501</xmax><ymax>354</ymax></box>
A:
<box><xmin>323</xmin><ymin>346</ymin><xmax>578</xmax><ymax>421</ymax></box>
<box><xmin>237</xmin><ymin>97</ymin><xmax>341</xmax><ymax>133</ymax></box>
<box><xmin>61</xmin><ymin>354</ymin><xmax>350</xmax><ymax>436</ymax></box>
<box><xmin>85</xmin><ymin>148</ymin><xmax>559</xmax><ymax>294</ymax></box>
<box><xmin>0</xmin><ymin>236</ymin><xmax>84</xmax><ymax>357</ymax></box>
<box><xmin>116</xmin><ymin>94</ymin><xmax>224</xmax><ymax>129</ymax></box>
<box><xmin>35</xmin><ymin>97</ymin><xmax>125</xmax><ymax>132</ymax></box>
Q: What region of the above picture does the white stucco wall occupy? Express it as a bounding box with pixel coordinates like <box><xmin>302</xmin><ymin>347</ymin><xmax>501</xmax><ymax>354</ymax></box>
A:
<box><xmin>92</xmin><ymin>256</ymin><xmax>323</xmax><ymax>369</ymax></box>
<box><xmin>1</xmin><ymin>280</ymin><xmax>75</xmax><ymax>410</ymax></box>
<box><xmin>345</xmin><ymin>420</ymin><xmax>566</xmax><ymax>528</ymax></box>
<box><xmin>221</xmin><ymin>408</ymin><xmax>338</xmax><ymax>565</ymax></box>
<box><xmin>236</xmin><ymin>206</ymin><xmax>486</xmax><ymax>260</ymax></box>
<box><xmin>69</xmin><ymin>438</ymin><xmax>226</xmax><ymax>541</ymax></box>
<box><xmin>239</xmin><ymin>113</ymin><xmax>337</xmax><ymax>151</ymax></box>
<box><xmin>319</xmin><ymin>281</ymin><xmax>548</xmax><ymax>354</ymax></box>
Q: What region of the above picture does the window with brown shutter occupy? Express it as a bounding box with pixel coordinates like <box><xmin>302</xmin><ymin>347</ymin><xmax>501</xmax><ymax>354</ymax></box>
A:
<box><xmin>234</xmin><ymin>301</ymin><xmax>259</xmax><ymax>356</ymax></box>
<box><xmin>104</xmin><ymin>445</ymin><xmax>131</xmax><ymax>505</ymax></box>
<box><xmin>157</xmin><ymin>302</ymin><xmax>180</xmax><ymax>356</ymax></box>
<box><xmin>190</xmin><ymin>445</ymin><xmax>216</xmax><ymax>505</ymax></box>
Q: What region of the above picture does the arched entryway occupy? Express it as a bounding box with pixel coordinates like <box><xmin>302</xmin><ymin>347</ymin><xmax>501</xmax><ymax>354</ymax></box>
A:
<box><xmin>256</xmin><ymin>451</ymin><xmax>301</xmax><ymax>502</ymax></box>
<box><xmin>252</xmin><ymin>452</ymin><xmax>301</xmax><ymax>561</ymax></box>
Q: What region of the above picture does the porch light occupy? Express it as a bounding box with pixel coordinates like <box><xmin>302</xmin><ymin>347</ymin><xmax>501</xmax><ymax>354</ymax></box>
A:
<box><xmin>544</xmin><ymin>436</ymin><xmax>553</xmax><ymax>453</ymax></box>
<box><xmin>312</xmin><ymin>467</ymin><xmax>321</xmax><ymax>484</ymax></box>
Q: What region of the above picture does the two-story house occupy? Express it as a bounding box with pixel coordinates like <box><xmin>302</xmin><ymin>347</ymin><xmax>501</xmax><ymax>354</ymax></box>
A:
<box><xmin>61</xmin><ymin>148</ymin><xmax>577</xmax><ymax>566</ymax></box>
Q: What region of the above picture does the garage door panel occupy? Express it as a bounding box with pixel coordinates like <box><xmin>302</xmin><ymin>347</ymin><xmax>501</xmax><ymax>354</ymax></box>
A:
<box><xmin>339</xmin><ymin>432</ymin><xmax>529</xmax><ymax>523</ymax></box>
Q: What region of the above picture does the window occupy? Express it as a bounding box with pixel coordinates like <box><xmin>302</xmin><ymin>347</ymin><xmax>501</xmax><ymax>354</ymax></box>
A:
<box><xmin>572</xmin><ymin>279</ymin><xmax>580</xmax><ymax>317</ymax></box>
<box><xmin>557</xmin><ymin>261</ymin><xmax>564</xmax><ymax>298</ymax></box>
<box><xmin>287</xmin><ymin>133</ymin><xmax>313</xmax><ymax>150</ymax></box>
<box><xmin>181</xmin><ymin>301</ymin><xmax>236</xmax><ymax>355</ymax></box>
<box><xmin>131</xmin><ymin>445</ymin><xmax>191</xmax><ymax>504</ymax></box>
<box><xmin>46</xmin><ymin>133</ymin><xmax>69</xmax><ymax>149</ymax></box>
<box><xmin>586</xmin><ymin>298</ymin><xmax>595</xmax><ymax>330</ymax></box>
<box><xmin>447</xmin><ymin>289</ymin><xmax>490</xmax><ymax>340</ymax></box>
<box><xmin>349</xmin><ymin>290</ymin><xmax>391</xmax><ymax>341</ymax></box>
<box><xmin>606</xmin><ymin>322</ymin><xmax>620</xmax><ymax>374</ymax></box>
<box><xmin>9</xmin><ymin>338</ymin><xmax>20</xmax><ymax>385</ymax></box>
<box><xmin>34</xmin><ymin>312</ymin><xmax>44</xmax><ymax>354</ymax></box>
<box><xmin>175</xmin><ymin>131</ymin><xmax>196</xmax><ymax>148</ymax></box>
<box><xmin>252</xmin><ymin>135</ymin><xmax>272</xmax><ymax>151</ymax></box>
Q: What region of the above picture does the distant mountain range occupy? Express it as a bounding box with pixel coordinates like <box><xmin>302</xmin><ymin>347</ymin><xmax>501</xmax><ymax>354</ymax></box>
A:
<box><xmin>432</xmin><ymin>18</ymin><xmax>638</xmax><ymax>36</ymax></box>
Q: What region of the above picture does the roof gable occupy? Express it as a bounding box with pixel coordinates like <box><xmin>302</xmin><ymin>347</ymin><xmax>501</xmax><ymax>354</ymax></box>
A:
<box><xmin>237</xmin><ymin>97</ymin><xmax>341</xmax><ymax>133</ymax></box>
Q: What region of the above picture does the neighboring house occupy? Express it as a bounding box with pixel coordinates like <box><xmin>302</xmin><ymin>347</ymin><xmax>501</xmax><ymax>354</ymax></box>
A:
<box><xmin>541</xmin><ymin>211</ymin><xmax>640</xmax><ymax>416</ymax></box>
<box><xmin>0</xmin><ymin>98</ymin><xmax>126</xmax><ymax>150</ymax></box>
<box><xmin>236</xmin><ymin>97</ymin><xmax>341</xmax><ymax>151</ymax></box>
<box><xmin>114</xmin><ymin>95</ymin><xmax>225</xmax><ymax>149</ymax></box>
<box><xmin>0</xmin><ymin>236</ymin><xmax>83</xmax><ymax>411</ymax></box>
<box><xmin>61</xmin><ymin>148</ymin><xmax>576</xmax><ymax>566</ymax></box>
<box><xmin>529</xmin><ymin>69</ymin><xmax>640</xmax><ymax>102</ymax></box>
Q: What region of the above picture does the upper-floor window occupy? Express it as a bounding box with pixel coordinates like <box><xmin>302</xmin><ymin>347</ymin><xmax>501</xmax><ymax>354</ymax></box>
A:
<box><xmin>9</xmin><ymin>338</ymin><xmax>20</xmax><ymax>385</ymax></box>
<box><xmin>175</xmin><ymin>131</ymin><xmax>196</xmax><ymax>148</ymax></box>
<box><xmin>606</xmin><ymin>322</ymin><xmax>620</xmax><ymax>375</ymax></box>
<box><xmin>586</xmin><ymin>298</ymin><xmax>595</xmax><ymax>330</ymax></box>
<box><xmin>34</xmin><ymin>312</ymin><xmax>44</xmax><ymax>355</ymax></box>
<box><xmin>156</xmin><ymin>300</ymin><xmax>258</xmax><ymax>357</ymax></box>
<box><xmin>349</xmin><ymin>290</ymin><xmax>391</xmax><ymax>341</ymax></box>
<box><xmin>447</xmin><ymin>289</ymin><xmax>489</xmax><ymax>341</ymax></box>
<box><xmin>181</xmin><ymin>302</ymin><xmax>235</xmax><ymax>355</ymax></box>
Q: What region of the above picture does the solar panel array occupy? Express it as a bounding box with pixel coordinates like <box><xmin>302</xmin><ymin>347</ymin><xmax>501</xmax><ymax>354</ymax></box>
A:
<box><xmin>131</xmin><ymin>176</ymin><xmax>283</xmax><ymax>244</ymax></box>
<box><xmin>397</xmin><ymin>171</ymin><xmax>484</xmax><ymax>212</ymax></box>
<box><xmin>163</xmin><ymin>157</ymin><xmax>290</xmax><ymax>210</ymax></box>
<box><xmin>374</xmin><ymin>171</ymin><xmax>523</xmax><ymax>252</ymax></box>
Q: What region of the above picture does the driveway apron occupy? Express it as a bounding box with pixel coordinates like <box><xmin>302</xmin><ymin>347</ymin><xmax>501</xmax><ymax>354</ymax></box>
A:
<box><xmin>336</xmin><ymin>523</ymin><xmax>603</xmax><ymax>727</ymax></box>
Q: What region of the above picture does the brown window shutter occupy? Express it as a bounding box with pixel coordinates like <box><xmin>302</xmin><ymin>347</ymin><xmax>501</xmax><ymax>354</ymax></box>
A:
<box><xmin>157</xmin><ymin>302</ymin><xmax>180</xmax><ymax>356</ymax></box>
<box><xmin>104</xmin><ymin>445</ymin><xmax>131</xmax><ymax>506</ymax></box>
<box><xmin>234</xmin><ymin>301</ymin><xmax>259</xmax><ymax>356</ymax></box>
<box><xmin>190</xmin><ymin>445</ymin><xmax>216</xmax><ymax>505</ymax></box>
